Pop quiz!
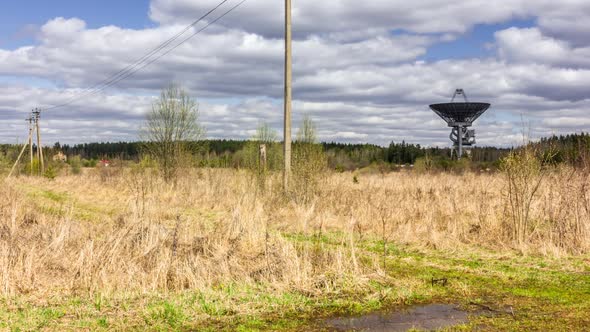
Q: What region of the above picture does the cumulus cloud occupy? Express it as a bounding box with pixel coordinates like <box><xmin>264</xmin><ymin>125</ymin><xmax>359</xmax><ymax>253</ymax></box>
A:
<box><xmin>536</xmin><ymin>2</ymin><xmax>590</xmax><ymax>46</ymax></box>
<box><xmin>495</xmin><ymin>27</ymin><xmax>590</xmax><ymax>68</ymax></box>
<box><xmin>149</xmin><ymin>0</ymin><xmax>532</xmax><ymax>37</ymax></box>
<box><xmin>0</xmin><ymin>0</ymin><xmax>589</xmax><ymax>147</ymax></box>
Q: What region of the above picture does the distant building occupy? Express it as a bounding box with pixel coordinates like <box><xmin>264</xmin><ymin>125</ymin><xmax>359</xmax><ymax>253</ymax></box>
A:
<box><xmin>99</xmin><ymin>159</ymin><xmax>111</xmax><ymax>167</ymax></box>
<box><xmin>52</xmin><ymin>151</ymin><xmax>67</xmax><ymax>162</ymax></box>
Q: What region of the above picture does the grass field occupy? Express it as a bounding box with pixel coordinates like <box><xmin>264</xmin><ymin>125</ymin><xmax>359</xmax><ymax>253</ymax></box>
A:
<box><xmin>0</xmin><ymin>166</ymin><xmax>589</xmax><ymax>331</ymax></box>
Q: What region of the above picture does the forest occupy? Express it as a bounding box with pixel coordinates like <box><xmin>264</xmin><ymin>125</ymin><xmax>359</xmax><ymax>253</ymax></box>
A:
<box><xmin>1</xmin><ymin>133</ymin><xmax>589</xmax><ymax>173</ymax></box>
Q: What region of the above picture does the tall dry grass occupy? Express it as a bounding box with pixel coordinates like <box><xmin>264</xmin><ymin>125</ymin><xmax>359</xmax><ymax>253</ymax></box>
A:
<box><xmin>0</xmin><ymin>164</ymin><xmax>588</xmax><ymax>299</ymax></box>
<box><xmin>0</xmin><ymin>169</ymin><xmax>368</xmax><ymax>299</ymax></box>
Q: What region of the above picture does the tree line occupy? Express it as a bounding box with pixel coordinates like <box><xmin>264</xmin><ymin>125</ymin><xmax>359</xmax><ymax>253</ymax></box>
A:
<box><xmin>4</xmin><ymin>133</ymin><xmax>589</xmax><ymax>174</ymax></box>
<box><xmin>18</xmin><ymin>139</ymin><xmax>511</xmax><ymax>170</ymax></box>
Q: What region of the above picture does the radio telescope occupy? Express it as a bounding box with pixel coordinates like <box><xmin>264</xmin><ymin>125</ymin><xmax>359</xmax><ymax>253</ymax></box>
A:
<box><xmin>429</xmin><ymin>89</ymin><xmax>491</xmax><ymax>158</ymax></box>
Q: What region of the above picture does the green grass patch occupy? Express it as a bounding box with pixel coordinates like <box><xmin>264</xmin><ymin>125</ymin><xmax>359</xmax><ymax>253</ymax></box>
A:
<box><xmin>0</xmin><ymin>232</ymin><xmax>588</xmax><ymax>331</ymax></box>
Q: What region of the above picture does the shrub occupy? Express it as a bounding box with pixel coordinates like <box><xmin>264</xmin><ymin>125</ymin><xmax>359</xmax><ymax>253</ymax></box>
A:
<box><xmin>291</xmin><ymin>116</ymin><xmax>327</xmax><ymax>203</ymax></box>
<box><xmin>413</xmin><ymin>156</ymin><xmax>433</xmax><ymax>173</ymax></box>
<box><xmin>68</xmin><ymin>155</ymin><xmax>82</xmax><ymax>175</ymax></box>
<box><xmin>30</xmin><ymin>158</ymin><xmax>41</xmax><ymax>175</ymax></box>
<box><xmin>82</xmin><ymin>159</ymin><xmax>98</xmax><ymax>168</ymax></box>
<box><xmin>238</xmin><ymin>123</ymin><xmax>283</xmax><ymax>192</ymax></box>
<box><xmin>0</xmin><ymin>153</ymin><xmax>10</xmax><ymax>173</ymax></box>
<box><xmin>500</xmin><ymin>147</ymin><xmax>546</xmax><ymax>244</ymax></box>
<box><xmin>240</xmin><ymin>123</ymin><xmax>283</xmax><ymax>172</ymax></box>
<box><xmin>43</xmin><ymin>165</ymin><xmax>57</xmax><ymax>180</ymax></box>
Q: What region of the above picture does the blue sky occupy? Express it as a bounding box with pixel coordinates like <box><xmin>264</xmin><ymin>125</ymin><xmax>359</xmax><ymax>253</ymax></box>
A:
<box><xmin>1</xmin><ymin>0</ymin><xmax>152</xmax><ymax>49</ymax></box>
<box><xmin>1</xmin><ymin>0</ymin><xmax>589</xmax><ymax>146</ymax></box>
<box><xmin>421</xmin><ymin>19</ymin><xmax>537</xmax><ymax>61</ymax></box>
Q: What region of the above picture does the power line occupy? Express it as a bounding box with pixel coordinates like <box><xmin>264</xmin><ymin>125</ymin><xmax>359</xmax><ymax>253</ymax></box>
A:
<box><xmin>44</xmin><ymin>0</ymin><xmax>244</xmax><ymax>111</ymax></box>
<box><xmin>100</xmin><ymin>0</ymin><xmax>247</xmax><ymax>90</ymax></box>
<box><xmin>43</xmin><ymin>0</ymin><xmax>230</xmax><ymax>110</ymax></box>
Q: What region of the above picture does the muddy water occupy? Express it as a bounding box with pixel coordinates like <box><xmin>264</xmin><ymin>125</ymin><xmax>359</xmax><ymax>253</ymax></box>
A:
<box><xmin>322</xmin><ymin>304</ymin><xmax>470</xmax><ymax>331</ymax></box>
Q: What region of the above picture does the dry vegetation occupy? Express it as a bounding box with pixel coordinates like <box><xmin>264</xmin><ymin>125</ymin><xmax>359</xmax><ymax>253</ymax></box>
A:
<box><xmin>0</xmin><ymin>159</ymin><xmax>589</xmax><ymax>329</ymax></box>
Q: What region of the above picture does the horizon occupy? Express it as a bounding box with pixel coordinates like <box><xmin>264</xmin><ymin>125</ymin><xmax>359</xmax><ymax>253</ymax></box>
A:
<box><xmin>7</xmin><ymin>134</ymin><xmax>569</xmax><ymax>151</ymax></box>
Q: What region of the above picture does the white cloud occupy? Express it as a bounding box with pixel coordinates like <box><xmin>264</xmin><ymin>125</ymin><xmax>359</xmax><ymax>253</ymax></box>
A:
<box><xmin>535</xmin><ymin>1</ymin><xmax>590</xmax><ymax>46</ymax></box>
<box><xmin>0</xmin><ymin>0</ymin><xmax>589</xmax><ymax>146</ymax></box>
<box><xmin>149</xmin><ymin>0</ymin><xmax>532</xmax><ymax>36</ymax></box>
<box><xmin>495</xmin><ymin>27</ymin><xmax>590</xmax><ymax>68</ymax></box>
<box><xmin>40</xmin><ymin>17</ymin><xmax>86</xmax><ymax>43</ymax></box>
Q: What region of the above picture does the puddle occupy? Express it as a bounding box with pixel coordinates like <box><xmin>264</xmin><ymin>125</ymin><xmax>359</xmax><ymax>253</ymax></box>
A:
<box><xmin>323</xmin><ymin>304</ymin><xmax>471</xmax><ymax>331</ymax></box>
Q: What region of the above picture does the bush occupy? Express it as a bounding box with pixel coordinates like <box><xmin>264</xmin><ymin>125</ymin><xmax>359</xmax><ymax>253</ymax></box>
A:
<box><xmin>240</xmin><ymin>141</ymin><xmax>283</xmax><ymax>172</ymax></box>
<box><xmin>334</xmin><ymin>164</ymin><xmax>346</xmax><ymax>173</ymax></box>
<box><xmin>126</xmin><ymin>156</ymin><xmax>158</xmax><ymax>216</ymax></box>
<box><xmin>0</xmin><ymin>153</ymin><xmax>10</xmax><ymax>172</ymax></box>
<box><xmin>68</xmin><ymin>155</ymin><xmax>82</xmax><ymax>175</ymax></box>
<box><xmin>413</xmin><ymin>156</ymin><xmax>433</xmax><ymax>173</ymax></box>
<box><xmin>237</xmin><ymin>124</ymin><xmax>283</xmax><ymax>192</ymax></box>
<box><xmin>82</xmin><ymin>159</ymin><xmax>97</xmax><ymax>168</ymax></box>
<box><xmin>29</xmin><ymin>158</ymin><xmax>41</xmax><ymax>175</ymax></box>
<box><xmin>291</xmin><ymin>116</ymin><xmax>328</xmax><ymax>203</ymax></box>
<box><xmin>453</xmin><ymin>157</ymin><xmax>472</xmax><ymax>173</ymax></box>
<box><xmin>239</xmin><ymin>123</ymin><xmax>283</xmax><ymax>172</ymax></box>
<box><xmin>43</xmin><ymin>165</ymin><xmax>57</xmax><ymax>180</ymax></box>
<box><xmin>500</xmin><ymin>147</ymin><xmax>545</xmax><ymax>244</ymax></box>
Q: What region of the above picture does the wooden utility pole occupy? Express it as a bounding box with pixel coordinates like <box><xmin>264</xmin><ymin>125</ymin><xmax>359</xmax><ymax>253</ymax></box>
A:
<box><xmin>283</xmin><ymin>0</ymin><xmax>292</xmax><ymax>191</ymax></box>
<box><xmin>27</xmin><ymin>115</ymin><xmax>33</xmax><ymax>175</ymax></box>
<box><xmin>259</xmin><ymin>144</ymin><xmax>267</xmax><ymax>171</ymax></box>
<box><xmin>33</xmin><ymin>109</ymin><xmax>44</xmax><ymax>173</ymax></box>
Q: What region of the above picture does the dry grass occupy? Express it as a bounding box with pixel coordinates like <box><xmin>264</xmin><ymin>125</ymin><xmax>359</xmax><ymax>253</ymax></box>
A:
<box><xmin>0</xmin><ymin>165</ymin><xmax>588</xmax><ymax>327</ymax></box>
<box><xmin>0</xmin><ymin>168</ymin><xmax>369</xmax><ymax>299</ymax></box>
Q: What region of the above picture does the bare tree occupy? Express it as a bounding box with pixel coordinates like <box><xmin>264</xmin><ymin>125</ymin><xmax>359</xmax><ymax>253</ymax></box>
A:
<box><xmin>254</xmin><ymin>123</ymin><xmax>278</xmax><ymax>144</ymax></box>
<box><xmin>141</xmin><ymin>84</ymin><xmax>205</xmax><ymax>181</ymax></box>
<box><xmin>296</xmin><ymin>115</ymin><xmax>317</xmax><ymax>144</ymax></box>
<box><xmin>292</xmin><ymin>116</ymin><xmax>327</xmax><ymax>203</ymax></box>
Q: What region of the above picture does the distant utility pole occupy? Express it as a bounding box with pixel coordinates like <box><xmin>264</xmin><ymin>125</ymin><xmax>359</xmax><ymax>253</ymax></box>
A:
<box><xmin>27</xmin><ymin>115</ymin><xmax>33</xmax><ymax>175</ymax></box>
<box><xmin>283</xmin><ymin>0</ymin><xmax>292</xmax><ymax>191</ymax></box>
<box><xmin>33</xmin><ymin>108</ymin><xmax>44</xmax><ymax>173</ymax></box>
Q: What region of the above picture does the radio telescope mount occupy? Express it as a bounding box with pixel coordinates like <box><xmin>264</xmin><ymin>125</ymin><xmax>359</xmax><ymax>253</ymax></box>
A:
<box><xmin>429</xmin><ymin>89</ymin><xmax>491</xmax><ymax>158</ymax></box>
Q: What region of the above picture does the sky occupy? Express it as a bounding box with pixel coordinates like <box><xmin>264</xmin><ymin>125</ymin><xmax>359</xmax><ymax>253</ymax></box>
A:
<box><xmin>1</xmin><ymin>0</ymin><xmax>589</xmax><ymax>147</ymax></box>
